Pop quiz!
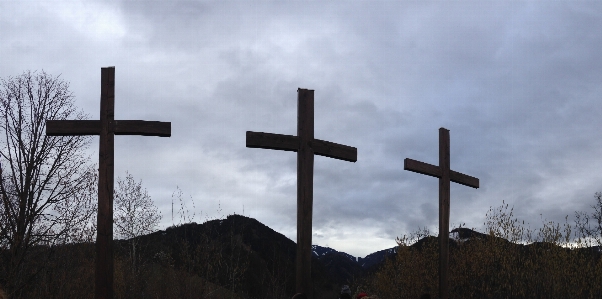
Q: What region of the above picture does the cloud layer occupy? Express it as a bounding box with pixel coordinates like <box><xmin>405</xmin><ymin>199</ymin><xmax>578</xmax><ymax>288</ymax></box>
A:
<box><xmin>2</xmin><ymin>1</ymin><xmax>602</xmax><ymax>257</ymax></box>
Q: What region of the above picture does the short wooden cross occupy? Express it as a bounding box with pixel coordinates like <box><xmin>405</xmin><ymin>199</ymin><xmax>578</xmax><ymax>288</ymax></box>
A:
<box><xmin>45</xmin><ymin>67</ymin><xmax>171</xmax><ymax>299</ymax></box>
<box><xmin>404</xmin><ymin>127</ymin><xmax>479</xmax><ymax>299</ymax></box>
<box><xmin>246</xmin><ymin>88</ymin><xmax>356</xmax><ymax>298</ymax></box>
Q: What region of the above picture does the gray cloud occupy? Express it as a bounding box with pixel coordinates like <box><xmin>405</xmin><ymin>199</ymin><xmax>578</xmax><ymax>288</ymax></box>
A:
<box><xmin>2</xmin><ymin>1</ymin><xmax>602</xmax><ymax>257</ymax></box>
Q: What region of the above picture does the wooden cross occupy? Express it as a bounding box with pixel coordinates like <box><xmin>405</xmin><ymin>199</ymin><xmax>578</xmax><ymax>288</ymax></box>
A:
<box><xmin>45</xmin><ymin>67</ymin><xmax>171</xmax><ymax>299</ymax></box>
<box><xmin>404</xmin><ymin>128</ymin><xmax>479</xmax><ymax>299</ymax></box>
<box><xmin>246</xmin><ymin>88</ymin><xmax>356</xmax><ymax>298</ymax></box>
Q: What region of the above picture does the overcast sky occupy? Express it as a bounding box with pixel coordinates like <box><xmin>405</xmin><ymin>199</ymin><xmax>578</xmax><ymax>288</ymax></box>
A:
<box><xmin>2</xmin><ymin>1</ymin><xmax>602</xmax><ymax>258</ymax></box>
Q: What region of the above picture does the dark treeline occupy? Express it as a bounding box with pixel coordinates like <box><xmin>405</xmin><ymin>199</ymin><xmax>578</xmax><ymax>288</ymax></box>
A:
<box><xmin>1</xmin><ymin>214</ymin><xmax>346</xmax><ymax>299</ymax></box>
<box><xmin>4</xmin><ymin>198</ymin><xmax>602</xmax><ymax>299</ymax></box>
<box><xmin>362</xmin><ymin>198</ymin><xmax>602</xmax><ymax>299</ymax></box>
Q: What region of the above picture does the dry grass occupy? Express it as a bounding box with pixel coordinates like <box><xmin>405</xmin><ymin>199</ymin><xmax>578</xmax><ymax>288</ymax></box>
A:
<box><xmin>367</xmin><ymin>201</ymin><xmax>602</xmax><ymax>299</ymax></box>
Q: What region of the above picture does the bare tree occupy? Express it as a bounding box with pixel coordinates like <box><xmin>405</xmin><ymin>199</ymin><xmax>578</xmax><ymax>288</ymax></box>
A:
<box><xmin>54</xmin><ymin>168</ymin><xmax>98</xmax><ymax>244</ymax></box>
<box><xmin>575</xmin><ymin>192</ymin><xmax>602</xmax><ymax>247</ymax></box>
<box><xmin>0</xmin><ymin>70</ymin><xmax>94</xmax><ymax>295</ymax></box>
<box><xmin>114</xmin><ymin>171</ymin><xmax>161</xmax><ymax>274</ymax></box>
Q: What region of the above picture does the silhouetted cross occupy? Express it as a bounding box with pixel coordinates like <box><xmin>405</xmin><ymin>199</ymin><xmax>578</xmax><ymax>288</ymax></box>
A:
<box><xmin>46</xmin><ymin>67</ymin><xmax>171</xmax><ymax>299</ymax></box>
<box><xmin>404</xmin><ymin>127</ymin><xmax>479</xmax><ymax>299</ymax></box>
<box><xmin>246</xmin><ymin>88</ymin><xmax>356</xmax><ymax>298</ymax></box>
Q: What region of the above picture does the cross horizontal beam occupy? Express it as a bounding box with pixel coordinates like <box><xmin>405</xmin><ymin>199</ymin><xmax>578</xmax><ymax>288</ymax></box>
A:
<box><xmin>46</xmin><ymin>120</ymin><xmax>100</xmax><ymax>135</ymax></box>
<box><xmin>404</xmin><ymin>158</ymin><xmax>479</xmax><ymax>188</ymax></box>
<box><xmin>246</xmin><ymin>131</ymin><xmax>357</xmax><ymax>162</ymax></box>
<box><xmin>246</xmin><ymin>89</ymin><xmax>357</xmax><ymax>297</ymax></box>
<box><xmin>46</xmin><ymin>120</ymin><xmax>171</xmax><ymax>137</ymax></box>
<box><xmin>312</xmin><ymin>138</ymin><xmax>357</xmax><ymax>162</ymax></box>
<box><xmin>246</xmin><ymin>131</ymin><xmax>297</xmax><ymax>152</ymax></box>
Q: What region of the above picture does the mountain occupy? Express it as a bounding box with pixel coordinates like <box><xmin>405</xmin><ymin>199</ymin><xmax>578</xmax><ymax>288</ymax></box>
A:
<box><xmin>312</xmin><ymin>245</ymin><xmax>363</xmax><ymax>284</ymax></box>
<box><xmin>310</xmin><ymin>244</ymin><xmax>399</xmax><ymax>277</ymax></box>
<box><xmin>136</xmin><ymin>214</ymin><xmax>301</xmax><ymax>298</ymax></box>
<box><xmin>125</xmin><ymin>214</ymin><xmax>397</xmax><ymax>299</ymax></box>
<box><xmin>312</xmin><ymin>245</ymin><xmax>355</xmax><ymax>262</ymax></box>
<box><xmin>358</xmin><ymin>247</ymin><xmax>397</xmax><ymax>269</ymax></box>
<box><xmin>128</xmin><ymin>217</ymin><xmax>601</xmax><ymax>298</ymax></box>
<box><xmin>14</xmin><ymin>215</ymin><xmax>601</xmax><ymax>299</ymax></box>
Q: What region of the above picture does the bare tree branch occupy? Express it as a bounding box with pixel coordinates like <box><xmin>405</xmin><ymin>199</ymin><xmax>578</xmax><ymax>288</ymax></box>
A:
<box><xmin>114</xmin><ymin>171</ymin><xmax>161</xmax><ymax>278</ymax></box>
<box><xmin>0</xmin><ymin>70</ymin><xmax>95</xmax><ymax>296</ymax></box>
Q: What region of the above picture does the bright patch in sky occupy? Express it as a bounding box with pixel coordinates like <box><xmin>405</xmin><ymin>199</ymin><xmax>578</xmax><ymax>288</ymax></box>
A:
<box><xmin>43</xmin><ymin>0</ymin><xmax>127</xmax><ymax>41</ymax></box>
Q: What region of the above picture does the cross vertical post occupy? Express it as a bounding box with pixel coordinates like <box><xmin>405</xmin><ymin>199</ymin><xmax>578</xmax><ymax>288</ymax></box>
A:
<box><xmin>97</xmin><ymin>66</ymin><xmax>115</xmax><ymax>298</ymax></box>
<box><xmin>439</xmin><ymin>128</ymin><xmax>450</xmax><ymax>299</ymax></box>
<box><xmin>46</xmin><ymin>67</ymin><xmax>171</xmax><ymax>299</ymax></box>
<box><xmin>246</xmin><ymin>89</ymin><xmax>357</xmax><ymax>298</ymax></box>
<box><xmin>404</xmin><ymin>128</ymin><xmax>479</xmax><ymax>299</ymax></box>
<box><xmin>296</xmin><ymin>89</ymin><xmax>314</xmax><ymax>295</ymax></box>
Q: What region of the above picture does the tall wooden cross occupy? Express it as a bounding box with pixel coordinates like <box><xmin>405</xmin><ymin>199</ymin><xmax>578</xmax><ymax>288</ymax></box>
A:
<box><xmin>404</xmin><ymin>128</ymin><xmax>479</xmax><ymax>299</ymax></box>
<box><xmin>45</xmin><ymin>67</ymin><xmax>171</xmax><ymax>299</ymax></box>
<box><xmin>246</xmin><ymin>88</ymin><xmax>357</xmax><ymax>298</ymax></box>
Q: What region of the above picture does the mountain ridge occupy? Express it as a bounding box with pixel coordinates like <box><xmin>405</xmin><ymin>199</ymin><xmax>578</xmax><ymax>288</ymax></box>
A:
<box><xmin>131</xmin><ymin>214</ymin><xmax>397</xmax><ymax>298</ymax></box>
